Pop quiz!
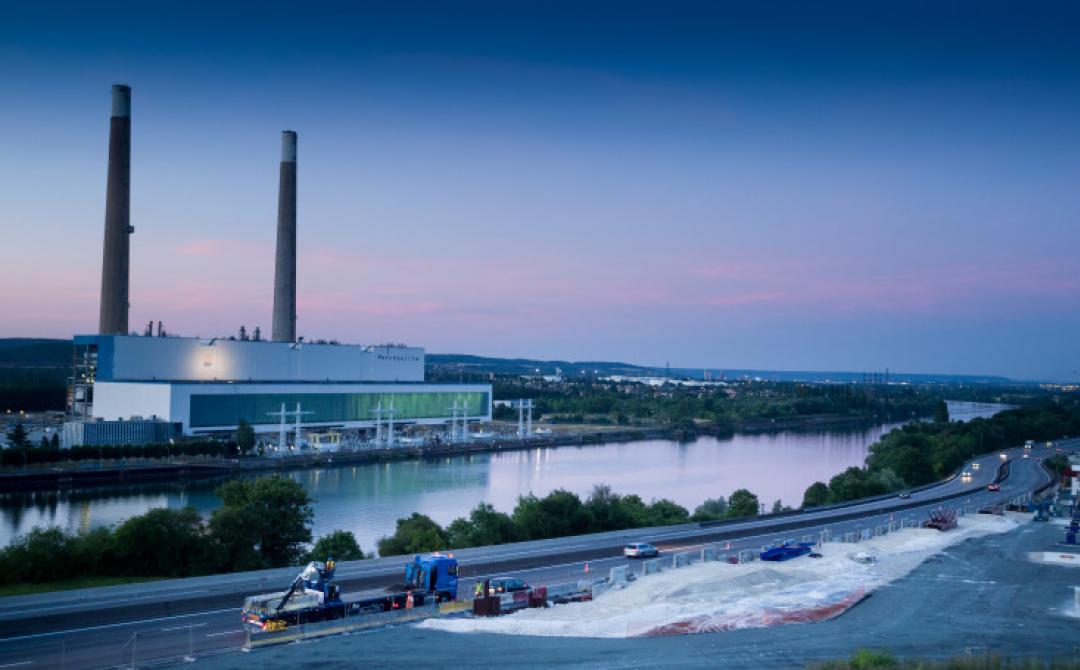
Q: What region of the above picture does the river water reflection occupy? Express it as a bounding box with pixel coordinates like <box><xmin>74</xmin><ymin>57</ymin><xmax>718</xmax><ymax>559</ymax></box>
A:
<box><xmin>0</xmin><ymin>401</ymin><xmax>1006</xmax><ymax>551</ymax></box>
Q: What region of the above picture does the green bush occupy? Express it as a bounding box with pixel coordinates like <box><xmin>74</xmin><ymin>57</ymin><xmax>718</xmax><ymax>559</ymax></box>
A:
<box><xmin>308</xmin><ymin>530</ymin><xmax>365</xmax><ymax>562</ymax></box>
<box><xmin>377</xmin><ymin>513</ymin><xmax>449</xmax><ymax>556</ymax></box>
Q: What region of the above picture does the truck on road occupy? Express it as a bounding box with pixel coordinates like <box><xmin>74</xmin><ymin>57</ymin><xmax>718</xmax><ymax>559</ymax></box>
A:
<box><xmin>242</xmin><ymin>554</ymin><xmax>459</xmax><ymax>631</ymax></box>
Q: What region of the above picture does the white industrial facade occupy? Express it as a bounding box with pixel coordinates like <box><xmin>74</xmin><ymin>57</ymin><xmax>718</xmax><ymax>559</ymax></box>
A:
<box><xmin>70</xmin><ymin>335</ymin><xmax>492</xmax><ymax>440</ymax></box>
<box><xmin>74</xmin><ymin>335</ymin><xmax>424</xmax><ymax>383</ymax></box>
<box><xmin>92</xmin><ymin>381</ymin><xmax>492</xmax><ymax>436</ymax></box>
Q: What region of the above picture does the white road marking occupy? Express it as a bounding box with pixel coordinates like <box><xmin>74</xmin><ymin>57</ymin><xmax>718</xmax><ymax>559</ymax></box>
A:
<box><xmin>204</xmin><ymin>630</ymin><xmax>244</xmax><ymax>638</ymax></box>
<box><xmin>0</xmin><ymin>662</ymin><xmax>32</xmax><ymax>668</ymax></box>
<box><xmin>0</xmin><ymin>608</ymin><xmax>236</xmax><ymax>643</ymax></box>
<box><xmin>161</xmin><ymin>622</ymin><xmax>208</xmax><ymax>632</ymax></box>
<box><xmin>0</xmin><ymin>589</ymin><xmax>210</xmax><ymax>618</ymax></box>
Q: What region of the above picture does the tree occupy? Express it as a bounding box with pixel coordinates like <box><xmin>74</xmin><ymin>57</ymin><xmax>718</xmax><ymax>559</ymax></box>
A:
<box><xmin>726</xmin><ymin>489</ymin><xmax>760</xmax><ymax>518</ymax></box>
<box><xmin>932</xmin><ymin>400</ymin><xmax>950</xmax><ymax>424</ymax></box>
<box><xmin>235</xmin><ymin>419</ymin><xmax>255</xmax><ymax>456</ymax></box>
<box><xmin>7</xmin><ymin>423</ymin><xmax>30</xmax><ymax>449</ymax></box>
<box><xmin>377</xmin><ymin>513</ymin><xmax>448</xmax><ymax>556</ymax></box>
<box><xmin>112</xmin><ymin>507</ymin><xmax>213</xmax><ymax>577</ymax></box>
<box><xmin>690</xmin><ymin>497</ymin><xmax>728</xmax><ymax>522</ymax></box>
<box><xmin>208</xmin><ymin>506</ymin><xmax>265</xmax><ymax>572</ymax></box>
<box><xmin>771</xmin><ymin>499</ymin><xmax>792</xmax><ymax>514</ymax></box>
<box><xmin>583</xmin><ymin>485</ymin><xmax>633</xmax><ymax>532</ymax></box>
<box><xmin>308</xmin><ymin>530</ymin><xmax>364</xmax><ymax>562</ymax></box>
<box><xmin>212</xmin><ymin>476</ymin><xmax>313</xmax><ymax>566</ymax></box>
<box><xmin>447</xmin><ymin>503</ymin><xmax>517</xmax><ymax>548</ymax></box>
<box><xmin>511</xmin><ymin>490</ymin><xmax>590</xmax><ymax>541</ymax></box>
<box><xmin>645</xmin><ymin>498</ymin><xmax>690</xmax><ymax>526</ymax></box>
<box><xmin>801</xmin><ymin>482</ymin><xmax>829</xmax><ymax>508</ymax></box>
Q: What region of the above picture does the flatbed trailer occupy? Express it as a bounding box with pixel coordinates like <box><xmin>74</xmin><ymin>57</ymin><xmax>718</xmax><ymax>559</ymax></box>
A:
<box><xmin>243</xmin><ymin>554</ymin><xmax>458</xmax><ymax>631</ymax></box>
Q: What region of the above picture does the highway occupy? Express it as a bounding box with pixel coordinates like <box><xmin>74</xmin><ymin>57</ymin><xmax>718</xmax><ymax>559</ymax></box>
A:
<box><xmin>0</xmin><ymin>439</ymin><xmax>1068</xmax><ymax>669</ymax></box>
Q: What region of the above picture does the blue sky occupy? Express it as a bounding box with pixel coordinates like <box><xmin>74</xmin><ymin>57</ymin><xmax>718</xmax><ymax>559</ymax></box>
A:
<box><xmin>2</xmin><ymin>2</ymin><xmax>1079</xmax><ymax>379</ymax></box>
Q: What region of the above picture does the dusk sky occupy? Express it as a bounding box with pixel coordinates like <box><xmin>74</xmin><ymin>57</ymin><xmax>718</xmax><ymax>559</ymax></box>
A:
<box><xmin>2</xmin><ymin>2</ymin><xmax>1079</xmax><ymax>380</ymax></box>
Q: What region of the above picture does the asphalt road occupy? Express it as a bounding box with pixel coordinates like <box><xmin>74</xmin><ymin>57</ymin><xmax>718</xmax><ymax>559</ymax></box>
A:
<box><xmin>0</xmin><ymin>440</ymin><xmax>1067</xmax><ymax>669</ymax></box>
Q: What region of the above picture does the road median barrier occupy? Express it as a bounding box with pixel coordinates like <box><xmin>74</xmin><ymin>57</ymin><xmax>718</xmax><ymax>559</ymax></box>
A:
<box><xmin>245</xmin><ymin>600</ymin><xmax>464</xmax><ymax>649</ymax></box>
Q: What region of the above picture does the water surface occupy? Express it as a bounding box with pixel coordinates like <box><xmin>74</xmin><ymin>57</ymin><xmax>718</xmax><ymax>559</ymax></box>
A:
<box><xmin>0</xmin><ymin>401</ymin><xmax>1004</xmax><ymax>551</ymax></box>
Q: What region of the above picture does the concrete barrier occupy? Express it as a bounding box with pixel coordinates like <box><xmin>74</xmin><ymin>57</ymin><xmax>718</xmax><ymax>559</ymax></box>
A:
<box><xmin>672</xmin><ymin>552</ymin><xmax>691</xmax><ymax>568</ymax></box>
<box><xmin>247</xmin><ymin>603</ymin><xmax>442</xmax><ymax>649</ymax></box>
<box><xmin>1027</xmin><ymin>551</ymin><xmax>1080</xmax><ymax>567</ymax></box>
<box><xmin>861</xmin><ymin>528</ymin><xmax>872</xmax><ymax>541</ymax></box>
<box><xmin>609</xmin><ymin>565</ymin><xmax>629</xmax><ymax>586</ymax></box>
<box><xmin>701</xmin><ymin>545</ymin><xmax>718</xmax><ymax>562</ymax></box>
<box><xmin>642</xmin><ymin>558</ymin><xmax>662</xmax><ymax>575</ymax></box>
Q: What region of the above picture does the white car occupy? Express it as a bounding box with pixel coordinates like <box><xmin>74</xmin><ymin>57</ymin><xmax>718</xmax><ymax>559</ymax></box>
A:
<box><xmin>624</xmin><ymin>542</ymin><xmax>659</xmax><ymax>558</ymax></box>
<box><xmin>972</xmin><ymin>462</ymin><xmax>980</xmax><ymax>471</ymax></box>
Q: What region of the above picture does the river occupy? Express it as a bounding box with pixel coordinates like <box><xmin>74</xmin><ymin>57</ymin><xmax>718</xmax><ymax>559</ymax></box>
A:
<box><xmin>0</xmin><ymin>401</ymin><xmax>1006</xmax><ymax>551</ymax></box>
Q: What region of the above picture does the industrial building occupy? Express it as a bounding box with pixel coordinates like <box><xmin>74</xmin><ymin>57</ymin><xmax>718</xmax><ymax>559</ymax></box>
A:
<box><xmin>64</xmin><ymin>85</ymin><xmax>491</xmax><ymax>446</ymax></box>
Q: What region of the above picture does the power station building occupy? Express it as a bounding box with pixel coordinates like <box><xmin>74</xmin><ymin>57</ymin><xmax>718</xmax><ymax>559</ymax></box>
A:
<box><xmin>65</xmin><ymin>85</ymin><xmax>491</xmax><ymax>445</ymax></box>
<box><xmin>70</xmin><ymin>335</ymin><xmax>490</xmax><ymax>438</ymax></box>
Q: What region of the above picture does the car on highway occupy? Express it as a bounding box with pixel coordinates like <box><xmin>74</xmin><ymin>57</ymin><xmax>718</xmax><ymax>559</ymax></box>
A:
<box><xmin>961</xmin><ymin>471</ymin><xmax>972</xmax><ymax>482</ymax></box>
<box><xmin>1023</xmin><ymin>453</ymin><xmax>1030</xmax><ymax>459</ymax></box>
<box><xmin>972</xmin><ymin>462</ymin><xmax>980</xmax><ymax>471</ymax></box>
<box><xmin>1000</xmin><ymin>452</ymin><xmax>1008</xmax><ymax>460</ymax></box>
<box><xmin>487</xmin><ymin>577</ymin><xmax>531</xmax><ymax>595</ymax></box>
<box><xmin>624</xmin><ymin>542</ymin><xmax>659</xmax><ymax>558</ymax></box>
<box><xmin>987</xmin><ymin>483</ymin><xmax>1000</xmax><ymax>491</ymax></box>
<box><xmin>898</xmin><ymin>492</ymin><xmax>911</xmax><ymax>499</ymax></box>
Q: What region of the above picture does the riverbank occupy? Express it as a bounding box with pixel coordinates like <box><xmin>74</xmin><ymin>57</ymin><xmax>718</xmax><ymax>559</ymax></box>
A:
<box><xmin>0</xmin><ymin>413</ymin><xmax>895</xmax><ymax>493</ymax></box>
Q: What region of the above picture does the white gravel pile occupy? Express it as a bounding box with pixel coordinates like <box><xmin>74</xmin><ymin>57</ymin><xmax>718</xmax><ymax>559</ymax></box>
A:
<box><xmin>419</xmin><ymin>513</ymin><xmax>1025</xmax><ymax>638</ymax></box>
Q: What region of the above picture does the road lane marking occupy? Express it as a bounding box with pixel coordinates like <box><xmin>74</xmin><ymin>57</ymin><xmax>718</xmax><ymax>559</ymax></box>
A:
<box><xmin>161</xmin><ymin>622</ymin><xmax>208</xmax><ymax>632</ymax></box>
<box><xmin>205</xmin><ymin>630</ymin><xmax>243</xmax><ymax>638</ymax></box>
<box><xmin>0</xmin><ymin>662</ymin><xmax>32</xmax><ymax>668</ymax></box>
<box><xmin>0</xmin><ymin>608</ymin><xmax>236</xmax><ymax>643</ymax></box>
<box><xmin>0</xmin><ymin>589</ymin><xmax>211</xmax><ymax>618</ymax></box>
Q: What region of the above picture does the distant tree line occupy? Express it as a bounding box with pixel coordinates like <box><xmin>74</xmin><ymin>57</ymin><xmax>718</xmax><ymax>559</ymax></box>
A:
<box><xmin>376</xmin><ymin>485</ymin><xmax>772</xmax><ymax>556</ymax></box>
<box><xmin>0</xmin><ymin>434</ymin><xmax>231</xmax><ymax>468</ymax></box>
<box><xmin>492</xmin><ymin>379</ymin><xmax>973</xmax><ymax>429</ymax></box>
<box><xmin>0</xmin><ymin>476</ymin><xmax>361</xmax><ymax>587</ymax></box>
<box><xmin>801</xmin><ymin>400</ymin><xmax>1080</xmax><ymax>507</ymax></box>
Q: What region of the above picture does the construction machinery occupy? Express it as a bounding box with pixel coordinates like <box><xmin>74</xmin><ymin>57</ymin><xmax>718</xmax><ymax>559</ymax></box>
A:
<box><xmin>242</xmin><ymin>554</ymin><xmax>458</xmax><ymax>631</ymax></box>
<box><xmin>923</xmin><ymin>508</ymin><xmax>958</xmax><ymax>531</ymax></box>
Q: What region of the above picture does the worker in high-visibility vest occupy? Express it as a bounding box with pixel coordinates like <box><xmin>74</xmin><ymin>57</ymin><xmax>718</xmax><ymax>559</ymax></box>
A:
<box><xmin>473</xmin><ymin>581</ymin><xmax>484</xmax><ymax>599</ymax></box>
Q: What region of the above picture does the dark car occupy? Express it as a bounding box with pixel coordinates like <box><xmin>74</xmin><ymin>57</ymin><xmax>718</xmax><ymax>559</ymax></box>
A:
<box><xmin>487</xmin><ymin>577</ymin><xmax>530</xmax><ymax>595</ymax></box>
<box><xmin>987</xmin><ymin>483</ymin><xmax>1000</xmax><ymax>492</ymax></box>
<box><xmin>898</xmin><ymin>492</ymin><xmax>911</xmax><ymax>499</ymax></box>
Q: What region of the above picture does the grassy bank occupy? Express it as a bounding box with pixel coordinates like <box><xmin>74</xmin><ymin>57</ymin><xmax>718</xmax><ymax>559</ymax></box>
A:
<box><xmin>813</xmin><ymin>649</ymin><xmax>1080</xmax><ymax>669</ymax></box>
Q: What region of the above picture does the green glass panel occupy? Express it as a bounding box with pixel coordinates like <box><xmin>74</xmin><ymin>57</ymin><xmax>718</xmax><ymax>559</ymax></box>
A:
<box><xmin>189</xmin><ymin>390</ymin><xmax>490</xmax><ymax>428</ymax></box>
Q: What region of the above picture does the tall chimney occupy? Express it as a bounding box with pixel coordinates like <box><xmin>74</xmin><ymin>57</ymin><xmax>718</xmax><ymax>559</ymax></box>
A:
<box><xmin>272</xmin><ymin>130</ymin><xmax>297</xmax><ymax>343</ymax></box>
<box><xmin>98</xmin><ymin>84</ymin><xmax>133</xmax><ymax>335</ymax></box>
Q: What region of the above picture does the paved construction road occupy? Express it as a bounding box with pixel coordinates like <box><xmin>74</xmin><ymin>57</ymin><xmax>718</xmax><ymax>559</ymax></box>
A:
<box><xmin>0</xmin><ymin>439</ymin><xmax>1069</xmax><ymax>669</ymax></box>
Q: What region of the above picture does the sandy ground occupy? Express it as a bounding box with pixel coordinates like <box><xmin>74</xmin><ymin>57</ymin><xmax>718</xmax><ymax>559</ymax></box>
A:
<box><xmin>193</xmin><ymin>516</ymin><xmax>1080</xmax><ymax>669</ymax></box>
<box><xmin>419</xmin><ymin>514</ymin><xmax>1023</xmax><ymax>638</ymax></box>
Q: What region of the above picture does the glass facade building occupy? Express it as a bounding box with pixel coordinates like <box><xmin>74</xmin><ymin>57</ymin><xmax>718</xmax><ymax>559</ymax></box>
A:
<box><xmin>190</xmin><ymin>390</ymin><xmax>490</xmax><ymax>428</ymax></box>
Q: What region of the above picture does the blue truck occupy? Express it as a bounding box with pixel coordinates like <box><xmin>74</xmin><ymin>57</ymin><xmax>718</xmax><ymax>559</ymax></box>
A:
<box><xmin>243</xmin><ymin>554</ymin><xmax>459</xmax><ymax>631</ymax></box>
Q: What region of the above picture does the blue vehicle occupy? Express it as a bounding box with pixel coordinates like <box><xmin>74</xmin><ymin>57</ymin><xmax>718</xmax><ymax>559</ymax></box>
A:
<box><xmin>759</xmin><ymin>543</ymin><xmax>814</xmax><ymax>562</ymax></box>
<box><xmin>243</xmin><ymin>554</ymin><xmax>459</xmax><ymax>631</ymax></box>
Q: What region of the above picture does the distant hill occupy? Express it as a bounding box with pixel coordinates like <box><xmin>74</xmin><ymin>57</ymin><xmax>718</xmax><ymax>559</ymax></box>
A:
<box><xmin>0</xmin><ymin>339</ymin><xmax>72</xmax><ymax>367</ymax></box>
<box><xmin>0</xmin><ymin>339</ymin><xmax>1020</xmax><ymax>385</ymax></box>
<box><xmin>427</xmin><ymin>353</ymin><xmax>1019</xmax><ymax>385</ymax></box>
